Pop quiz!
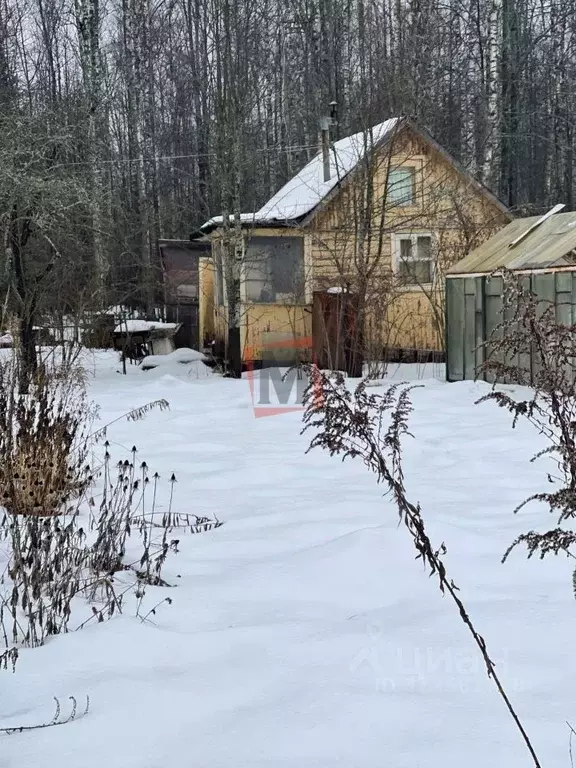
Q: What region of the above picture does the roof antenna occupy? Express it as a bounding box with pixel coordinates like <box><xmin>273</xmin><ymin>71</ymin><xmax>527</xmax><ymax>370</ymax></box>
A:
<box><xmin>508</xmin><ymin>203</ymin><xmax>566</xmax><ymax>249</ymax></box>
<box><xmin>319</xmin><ymin>101</ymin><xmax>339</xmax><ymax>183</ymax></box>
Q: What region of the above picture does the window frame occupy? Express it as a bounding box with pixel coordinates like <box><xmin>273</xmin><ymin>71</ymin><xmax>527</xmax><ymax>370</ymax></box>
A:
<box><xmin>392</xmin><ymin>232</ymin><xmax>435</xmax><ymax>288</ymax></box>
<box><xmin>243</xmin><ymin>235</ymin><xmax>306</xmax><ymax>304</ymax></box>
<box><xmin>386</xmin><ymin>166</ymin><xmax>417</xmax><ymax>207</ymax></box>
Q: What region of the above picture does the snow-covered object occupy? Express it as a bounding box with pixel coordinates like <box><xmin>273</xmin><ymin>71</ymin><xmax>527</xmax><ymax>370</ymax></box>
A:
<box><xmin>201</xmin><ymin>118</ymin><xmax>399</xmax><ymax>229</ymax></box>
<box><xmin>114</xmin><ymin>319</ymin><xmax>179</xmax><ymax>334</ymax></box>
<box><xmin>4</xmin><ymin>352</ymin><xmax>573</xmax><ymax>768</ymax></box>
<box><xmin>200</xmin><ymin>212</ymin><xmax>259</xmax><ymax>229</ymax></box>
<box><xmin>0</xmin><ymin>332</ymin><xmax>13</xmax><ymax>348</ymax></box>
<box><xmin>326</xmin><ymin>286</ymin><xmax>349</xmax><ymax>294</ymax></box>
<box><xmin>140</xmin><ymin>347</ymin><xmax>207</xmax><ymax>371</ymax></box>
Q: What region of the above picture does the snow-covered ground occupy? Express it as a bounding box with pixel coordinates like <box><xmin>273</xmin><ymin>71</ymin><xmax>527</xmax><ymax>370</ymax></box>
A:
<box><xmin>2</xmin><ymin>351</ymin><xmax>574</xmax><ymax>767</ymax></box>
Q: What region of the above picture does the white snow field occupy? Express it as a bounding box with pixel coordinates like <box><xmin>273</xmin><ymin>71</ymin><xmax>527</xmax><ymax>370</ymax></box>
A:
<box><xmin>2</xmin><ymin>351</ymin><xmax>575</xmax><ymax>768</ymax></box>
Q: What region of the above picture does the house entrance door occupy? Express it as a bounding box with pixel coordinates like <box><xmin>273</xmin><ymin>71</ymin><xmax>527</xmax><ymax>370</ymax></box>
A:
<box><xmin>312</xmin><ymin>290</ymin><xmax>363</xmax><ymax>377</ymax></box>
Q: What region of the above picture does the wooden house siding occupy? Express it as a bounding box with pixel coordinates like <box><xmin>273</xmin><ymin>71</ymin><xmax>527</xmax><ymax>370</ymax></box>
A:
<box><xmin>242</xmin><ymin>304</ymin><xmax>311</xmax><ymax>362</ymax></box>
<box><xmin>305</xmin><ymin>127</ymin><xmax>510</xmax><ymax>351</ymax></box>
<box><xmin>199</xmin><ymin>256</ymin><xmax>215</xmax><ymax>344</ymax></box>
<box><xmin>199</xmin><ymin>120</ymin><xmax>510</xmax><ymax>363</ymax></box>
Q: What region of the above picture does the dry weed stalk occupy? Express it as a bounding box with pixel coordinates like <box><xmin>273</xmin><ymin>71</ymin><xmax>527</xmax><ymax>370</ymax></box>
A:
<box><xmin>0</xmin><ymin>358</ymin><xmax>94</xmax><ymax>517</ymax></box>
<box><xmin>0</xmin><ymin>445</ymin><xmax>218</xmax><ymax>649</ymax></box>
<box><xmin>0</xmin><ymin>647</ymin><xmax>18</xmax><ymax>672</ymax></box>
<box><xmin>0</xmin><ymin>695</ymin><xmax>90</xmax><ymax>733</ymax></box>
<box><xmin>302</xmin><ymin>368</ymin><xmax>541</xmax><ymax>768</ymax></box>
<box><xmin>0</xmin><ymin>354</ymin><xmax>221</xmax><ymax>661</ymax></box>
<box><xmin>477</xmin><ymin>273</ymin><xmax>576</xmax><ymax>571</ymax></box>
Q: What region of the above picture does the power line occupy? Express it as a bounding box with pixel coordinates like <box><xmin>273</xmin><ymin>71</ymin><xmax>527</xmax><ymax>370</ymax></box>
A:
<box><xmin>49</xmin><ymin>143</ymin><xmax>320</xmax><ymax>169</ymax></box>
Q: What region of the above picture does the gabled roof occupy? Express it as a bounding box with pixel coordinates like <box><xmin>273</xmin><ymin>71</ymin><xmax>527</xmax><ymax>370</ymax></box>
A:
<box><xmin>255</xmin><ymin>118</ymin><xmax>400</xmax><ymax>222</ymax></box>
<box><xmin>199</xmin><ymin>118</ymin><xmax>399</xmax><ymax>234</ymax></box>
<box><xmin>199</xmin><ymin>116</ymin><xmax>508</xmax><ymax>235</ymax></box>
<box><xmin>447</xmin><ymin>210</ymin><xmax>576</xmax><ymax>276</ymax></box>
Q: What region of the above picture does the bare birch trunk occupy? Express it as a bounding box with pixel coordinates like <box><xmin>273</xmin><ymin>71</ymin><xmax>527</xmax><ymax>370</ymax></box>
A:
<box><xmin>483</xmin><ymin>0</ymin><xmax>502</xmax><ymax>188</ymax></box>
<box><xmin>74</xmin><ymin>0</ymin><xmax>108</xmax><ymax>297</ymax></box>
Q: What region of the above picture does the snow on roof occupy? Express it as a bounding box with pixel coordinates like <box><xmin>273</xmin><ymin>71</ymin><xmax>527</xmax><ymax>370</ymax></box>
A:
<box><xmin>254</xmin><ymin>118</ymin><xmax>400</xmax><ymax>222</ymax></box>
<box><xmin>201</xmin><ymin>213</ymin><xmax>259</xmax><ymax>230</ymax></box>
<box><xmin>201</xmin><ymin>118</ymin><xmax>400</xmax><ymax>230</ymax></box>
<box><xmin>114</xmin><ymin>319</ymin><xmax>180</xmax><ymax>334</ymax></box>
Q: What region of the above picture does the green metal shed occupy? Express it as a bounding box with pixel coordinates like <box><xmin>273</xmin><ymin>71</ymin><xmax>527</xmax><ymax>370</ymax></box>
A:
<box><xmin>445</xmin><ymin>206</ymin><xmax>576</xmax><ymax>382</ymax></box>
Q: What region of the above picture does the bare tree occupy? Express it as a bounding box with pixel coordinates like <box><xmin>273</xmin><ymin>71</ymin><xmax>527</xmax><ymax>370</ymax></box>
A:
<box><xmin>0</xmin><ymin>111</ymin><xmax>90</xmax><ymax>389</ymax></box>
<box><xmin>3</xmin><ymin>0</ymin><xmax>576</xmax><ymax>350</ymax></box>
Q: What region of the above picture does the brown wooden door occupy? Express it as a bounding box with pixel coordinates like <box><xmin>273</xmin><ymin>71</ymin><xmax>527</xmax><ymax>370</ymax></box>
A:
<box><xmin>312</xmin><ymin>291</ymin><xmax>363</xmax><ymax>377</ymax></box>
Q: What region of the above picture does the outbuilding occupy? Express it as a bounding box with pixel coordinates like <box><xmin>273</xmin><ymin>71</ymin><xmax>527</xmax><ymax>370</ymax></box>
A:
<box><xmin>445</xmin><ymin>205</ymin><xmax>576</xmax><ymax>382</ymax></box>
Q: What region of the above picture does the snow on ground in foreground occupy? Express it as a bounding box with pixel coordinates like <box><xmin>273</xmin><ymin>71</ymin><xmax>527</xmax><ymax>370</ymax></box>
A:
<box><xmin>2</xmin><ymin>351</ymin><xmax>575</xmax><ymax>768</ymax></box>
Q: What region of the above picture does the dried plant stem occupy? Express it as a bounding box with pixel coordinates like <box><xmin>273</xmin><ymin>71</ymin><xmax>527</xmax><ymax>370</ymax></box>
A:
<box><xmin>90</xmin><ymin>400</ymin><xmax>170</xmax><ymax>441</ymax></box>
<box><xmin>137</xmin><ymin>596</ymin><xmax>172</xmax><ymax>624</ymax></box>
<box><xmin>478</xmin><ymin>272</ymin><xmax>576</xmax><ymax>564</ymax></box>
<box><xmin>302</xmin><ymin>371</ymin><xmax>541</xmax><ymax>768</ymax></box>
<box><xmin>568</xmin><ymin>722</ymin><xmax>576</xmax><ymax>768</ymax></box>
<box><xmin>0</xmin><ymin>696</ymin><xmax>90</xmax><ymax>734</ymax></box>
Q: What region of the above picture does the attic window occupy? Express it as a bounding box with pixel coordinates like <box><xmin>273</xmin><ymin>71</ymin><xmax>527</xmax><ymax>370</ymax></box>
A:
<box><xmin>387</xmin><ymin>168</ymin><xmax>416</xmax><ymax>206</ymax></box>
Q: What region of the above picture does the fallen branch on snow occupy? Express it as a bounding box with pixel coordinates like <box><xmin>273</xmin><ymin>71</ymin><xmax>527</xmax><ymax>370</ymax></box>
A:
<box><xmin>0</xmin><ymin>695</ymin><xmax>90</xmax><ymax>734</ymax></box>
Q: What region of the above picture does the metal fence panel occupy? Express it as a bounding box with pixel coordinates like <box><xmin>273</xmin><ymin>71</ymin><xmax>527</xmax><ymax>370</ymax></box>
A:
<box><xmin>446</xmin><ymin>279</ymin><xmax>465</xmax><ymax>381</ymax></box>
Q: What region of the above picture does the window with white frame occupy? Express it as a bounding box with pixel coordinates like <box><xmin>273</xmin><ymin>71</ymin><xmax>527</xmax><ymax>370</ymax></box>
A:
<box><xmin>395</xmin><ymin>234</ymin><xmax>434</xmax><ymax>286</ymax></box>
<box><xmin>387</xmin><ymin>167</ymin><xmax>416</xmax><ymax>206</ymax></box>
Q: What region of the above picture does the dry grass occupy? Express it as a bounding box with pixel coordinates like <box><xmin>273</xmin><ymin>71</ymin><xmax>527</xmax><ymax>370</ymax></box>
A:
<box><xmin>0</xmin><ymin>351</ymin><xmax>222</xmax><ymax>657</ymax></box>
<box><xmin>0</xmin><ymin>359</ymin><xmax>94</xmax><ymax>517</ymax></box>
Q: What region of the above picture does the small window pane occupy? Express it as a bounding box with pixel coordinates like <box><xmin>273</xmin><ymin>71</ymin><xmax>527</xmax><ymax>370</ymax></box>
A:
<box><xmin>413</xmin><ymin>260</ymin><xmax>432</xmax><ymax>283</ymax></box>
<box><xmin>245</xmin><ymin>253</ymin><xmax>270</xmax><ymax>302</ymax></box>
<box><xmin>387</xmin><ymin>168</ymin><xmax>415</xmax><ymax>205</ymax></box>
<box><xmin>398</xmin><ymin>260</ymin><xmax>432</xmax><ymax>285</ymax></box>
<box><xmin>400</xmin><ymin>238</ymin><xmax>412</xmax><ymax>261</ymax></box>
<box><xmin>417</xmin><ymin>236</ymin><xmax>431</xmax><ymax>260</ymax></box>
<box><xmin>397</xmin><ymin>261</ymin><xmax>412</xmax><ymax>284</ymax></box>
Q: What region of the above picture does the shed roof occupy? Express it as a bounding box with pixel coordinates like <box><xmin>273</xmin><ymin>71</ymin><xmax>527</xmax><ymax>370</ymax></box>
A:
<box><xmin>447</xmin><ymin>210</ymin><xmax>576</xmax><ymax>276</ymax></box>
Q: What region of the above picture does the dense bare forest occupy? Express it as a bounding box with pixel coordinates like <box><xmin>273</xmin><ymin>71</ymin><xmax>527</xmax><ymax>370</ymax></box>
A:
<box><xmin>0</xmin><ymin>0</ymin><xmax>574</xmax><ymax>314</ymax></box>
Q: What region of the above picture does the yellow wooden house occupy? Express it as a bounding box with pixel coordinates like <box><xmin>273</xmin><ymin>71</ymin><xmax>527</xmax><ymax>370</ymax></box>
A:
<box><xmin>196</xmin><ymin>116</ymin><xmax>511</xmax><ymax>370</ymax></box>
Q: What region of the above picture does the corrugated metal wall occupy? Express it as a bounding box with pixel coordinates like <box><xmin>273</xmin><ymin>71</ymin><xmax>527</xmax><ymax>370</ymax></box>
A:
<box><xmin>446</xmin><ymin>271</ymin><xmax>576</xmax><ymax>382</ymax></box>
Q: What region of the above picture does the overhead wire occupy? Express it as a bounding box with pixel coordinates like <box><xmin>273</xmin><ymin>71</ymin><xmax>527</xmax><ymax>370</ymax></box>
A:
<box><xmin>47</xmin><ymin>143</ymin><xmax>321</xmax><ymax>169</ymax></box>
